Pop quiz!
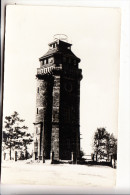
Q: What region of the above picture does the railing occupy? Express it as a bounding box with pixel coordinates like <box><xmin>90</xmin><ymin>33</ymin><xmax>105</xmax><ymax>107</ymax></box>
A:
<box><xmin>37</xmin><ymin>64</ymin><xmax>82</xmax><ymax>79</ymax></box>
<box><xmin>37</xmin><ymin>64</ymin><xmax>62</xmax><ymax>75</ymax></box>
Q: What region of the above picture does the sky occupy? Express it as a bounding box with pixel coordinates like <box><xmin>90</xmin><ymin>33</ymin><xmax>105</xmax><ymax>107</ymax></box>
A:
<box><xmin>3</xmin><ymin>5</ymin><xmax>121</xmax><ymax>154</ymax></box>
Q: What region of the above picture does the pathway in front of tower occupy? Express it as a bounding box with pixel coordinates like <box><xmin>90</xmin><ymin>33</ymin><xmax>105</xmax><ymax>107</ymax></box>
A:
<box><xmin>1</xmin><ymin>160</ymin><xmax>116</xmax><ymax>188</ymax></box>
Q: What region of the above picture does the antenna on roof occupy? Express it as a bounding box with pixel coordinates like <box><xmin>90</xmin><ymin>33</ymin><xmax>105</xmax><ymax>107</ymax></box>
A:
<box><xmin>53</xmin><ymin>34</ymin><xmax>68</xmax><ymax>42</ymax></box>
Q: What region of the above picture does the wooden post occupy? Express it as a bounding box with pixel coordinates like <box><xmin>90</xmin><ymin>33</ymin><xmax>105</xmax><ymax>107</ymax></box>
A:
<box><xmin>15</xmin><ymin>151</ymin><xmax>17</xmax><ymax>161</ymax></box>
<box><xmin>51</xmin><ymin>151</ymin><xmax>54</xmax><ymax>164</ymax></box>
<box><xmin>43</xmin><ymin>150</ymin><xmax>45</xmax><ymax>163</ymax></box>
<box><xmin>71</xmin><ymin>152</ymin><xmax>74</xmax><ymax>163</ymax></box>
<box><xmin>10</xmin><ymin>143</ymin><xmax>11</xmax><ymax>160</ymax></box>
<box><xmin>4</xmin><ymin>152</ymin><xmax>6</xmax><ymax>160</ymax></box>
<box><xmin>91</xmin><ymin>153</ymin><xmax>94</xmax><ymax>162</ymax></box>
<box><xmin>72</xmin><ymin>152</ymin><xmax>77</xmax><ymax>164</ymax></box>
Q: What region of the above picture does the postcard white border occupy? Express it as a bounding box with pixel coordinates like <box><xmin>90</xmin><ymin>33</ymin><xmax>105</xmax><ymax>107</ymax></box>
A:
<box><xmin>1</xmin><ymin>0</ymin><xmax>130</xmax><ymax>194</ymax></box>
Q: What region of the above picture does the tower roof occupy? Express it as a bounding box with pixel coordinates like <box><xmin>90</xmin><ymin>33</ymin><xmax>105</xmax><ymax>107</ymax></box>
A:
<box><xmin>39</xmin><ymin>39</ymin><xmax>80</xmax><ymax>62</ymax></box>
<box><xmin>49</xmin><ymin>39</ymin><xmax>72</xmax><ymax>47</ymax></box>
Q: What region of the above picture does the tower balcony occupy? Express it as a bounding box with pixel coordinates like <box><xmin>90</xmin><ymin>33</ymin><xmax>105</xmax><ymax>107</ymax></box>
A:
<box><xmin>37</xmin><ymin>64</ymin><xmax>62</xmax><ymax>76</ymax></box>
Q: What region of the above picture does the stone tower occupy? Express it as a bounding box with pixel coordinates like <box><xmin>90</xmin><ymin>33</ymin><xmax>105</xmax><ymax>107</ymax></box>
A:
<box><xmin>34</xmin><ymin>36</ymin><xmax>82</xmax><ymax>163</ymax></box>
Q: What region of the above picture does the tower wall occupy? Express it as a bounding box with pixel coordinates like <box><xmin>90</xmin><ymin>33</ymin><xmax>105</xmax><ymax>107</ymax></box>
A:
<box><xmin>43</xmin><ymin>76</ymin><xmax>53</xmax><ymax>159</ymax></box>
<box><xmin>34</xmin><ymin>76</ymin><xmax>53</xmax><ymax>159</ymax></box>
<box><xmin>36</xmin><ymin>79</ymin><xmax>47</xmax><ymax>123</ymax></box>
<box><xmin>34</xmin><ymin>79</ymin><xmax>47</xmax><ymax>159</ymax></box>
<box><xmin>51</xmin><ymin>75</ymin><xmax>61</xmax><ymax>161</ymax></box>
<box><xmin>59</xmin><ymin>74</ymin><xmax>81</xmax><ymax>160</ymax></box>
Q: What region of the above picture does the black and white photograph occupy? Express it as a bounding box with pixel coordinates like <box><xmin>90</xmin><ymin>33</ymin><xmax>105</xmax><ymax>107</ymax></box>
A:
<box><xmin>1</xmin><ymin>1</ymin><xmax>130</xmax><ymax>194</ymax></box>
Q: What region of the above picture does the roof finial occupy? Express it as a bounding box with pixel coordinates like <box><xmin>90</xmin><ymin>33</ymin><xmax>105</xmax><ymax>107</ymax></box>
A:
<box><xmin>53</xmin><ymin>34</ymin><xmax>68</xmax><ymax>42</ymax></box>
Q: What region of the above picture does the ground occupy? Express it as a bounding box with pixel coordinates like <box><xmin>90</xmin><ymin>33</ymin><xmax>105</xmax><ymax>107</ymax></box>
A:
<box><xmin>1</xmin><ymin>160</ymin><xmax>116</xmax><ymax>193</ymax></box>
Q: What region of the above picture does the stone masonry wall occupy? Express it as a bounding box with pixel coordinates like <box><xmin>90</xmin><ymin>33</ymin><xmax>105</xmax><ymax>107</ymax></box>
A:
<box><xmin>51</xmin><ymin>75</ymin><xmax>61</xmax><ymax>161</ymax></box>
<box><xmin>35</xmin><ymin>78</ymin><xmax>48</xmax><ymax>158</ymax></box>
<box><xmin>36</xmin><ymin>79</ymin><xmax>47</xmax><ymax>123</ymax></box>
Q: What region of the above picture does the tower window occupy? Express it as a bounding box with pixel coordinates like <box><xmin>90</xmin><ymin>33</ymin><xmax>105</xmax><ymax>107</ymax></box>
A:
<box><xmin>53</xmin><ymin>43</ymin><xmax>56</xmax><ymax>48</ymax></box>
<box><xmin>49</xmin><ymin>57</ymin><xmax>53</xmax><ymax>63</ymax></box>
<box><xmin>36</xmin><ymin>127</ymin><xmax>39</xmax><ymax>134</ymax></box>
<box><xmin>44</xmin><ymin>59</ymin><xmax>48</xmax><ymax>64</ymax></box>
<box><xmin>37</xmin><ymin>87</ymin><xmax>39</xmax><ymax>93</ymax></box>
<box><xmin>37</xmin><ymin>108</ymin><xmax>38</xmax><ymax>114</ymax></box>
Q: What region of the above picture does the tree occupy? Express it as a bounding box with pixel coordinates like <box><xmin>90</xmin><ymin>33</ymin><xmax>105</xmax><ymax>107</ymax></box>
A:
<box><xmin>109</xmin><ymin>133</ymin><xmax>117</xmax><ymax>159</ymax></box>
<box><xmin>93</xmin><ymin>128</ymin><xmax>117</xmax><ymax>161</ymax></box>
<box><xmin>3</xmin><ymin>111</ymin><xmax>33</xmax><ymax>160</ymax></box>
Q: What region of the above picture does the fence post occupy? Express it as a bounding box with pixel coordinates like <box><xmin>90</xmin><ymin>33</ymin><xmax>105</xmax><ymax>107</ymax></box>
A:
<box><xmin>15</xmin><ymin>151</ymin><xmax>17</xmax><ymax>161</ymax></box>
<box><xmin>43</xmin><ymin>150</ymin><xmax>45</xmax><ymax>163</ymax></box>
<box><xmin>91</xmin><ymin>153</ymin><xmax>94</xmax><ymax>162</ymax></box>
<box><xmin>51</xmin><ymin>151</ymin><xmax>54</xmax><ymax>164</ymax></box>
<box><xmin>4</xmin><ymin>152</ymin><xmax>6</xmax><ymax>160</ymax></box>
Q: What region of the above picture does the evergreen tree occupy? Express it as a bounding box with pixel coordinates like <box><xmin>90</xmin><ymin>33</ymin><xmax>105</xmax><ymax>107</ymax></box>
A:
<box><xmin>93</xmin><ymin>128</ymin><xmax>117</xmax><ymax>161</ymax></box>
<box><xmin>3</xmin><ymin>111</ymin><xmax>33</xmax><ymax>160</ymax></box>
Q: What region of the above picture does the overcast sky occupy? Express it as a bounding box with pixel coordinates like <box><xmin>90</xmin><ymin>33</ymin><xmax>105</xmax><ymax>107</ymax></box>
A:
<box><xmin>3</xmin><ymin>5</ymin><xmax>121</xmax><ymax>154</ymax></box>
